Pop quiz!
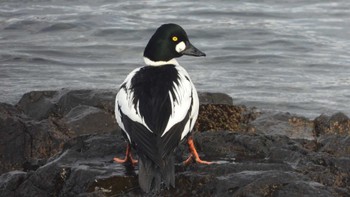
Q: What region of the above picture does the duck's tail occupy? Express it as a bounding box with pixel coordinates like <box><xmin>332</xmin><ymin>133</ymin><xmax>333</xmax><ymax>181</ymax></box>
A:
<box><xmin>138</xmin><ymin>155</ymin><xmax>175</xmax><ymax>193</ymax></box>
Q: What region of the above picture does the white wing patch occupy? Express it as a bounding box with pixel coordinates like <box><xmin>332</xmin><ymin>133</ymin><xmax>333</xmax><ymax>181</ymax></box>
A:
<box><xmin>115</xmin><ymin>64</ymin><xmax>199</xmax><ymax>142</ymax></box>
<box><xmin>115</xmin><ymin>67</ymin><xmax>153</xmax><ymax>143</ymax></box>
<box><xmin>187</xmin><ymin>83</ymin><xmax>199</xmax><ymax>139</ymax></box>
<box><xmin>162</xmin><ymin>65</ymin><xmax>199</xmax><ymax>140</ymax></box>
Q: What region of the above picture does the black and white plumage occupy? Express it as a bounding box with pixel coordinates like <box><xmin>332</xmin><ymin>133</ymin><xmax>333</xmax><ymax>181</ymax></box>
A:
<box><xmin>115</xmin><ymin>23</ymin><xmax>206</xmax><ymax>193</ymax></box>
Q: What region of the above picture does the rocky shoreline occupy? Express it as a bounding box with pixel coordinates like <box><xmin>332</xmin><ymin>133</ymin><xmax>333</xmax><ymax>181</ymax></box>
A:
<box><xmin>0</xmin><ymin>89</ymin><xmax>349</xmax><ymax>196</ymax></box>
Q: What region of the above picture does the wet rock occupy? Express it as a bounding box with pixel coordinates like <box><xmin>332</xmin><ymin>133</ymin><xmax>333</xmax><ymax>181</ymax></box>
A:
<box><xmin>0</xmin><ymin>134</ymin><xmax>114</xmax><ymax>196</ymax></box>
<box><xmin>54</xmin><ymin>89</ymin><xmax>117</xmax><ymax>116</ymax></box>
<box><xmin>195</xmin><ymin>104</ymin><xmax>260</xmax><ymax>132</ymax></box>
<box><xmin>0</xmin><ymin>171</ymin><xmax>27</xmax><ymax>196</ymax></box>
<box><xmin>0</xmin><ymin>102</ymin><xmax>67</xmax><ymax>174</ymax></box>
<box><xmin>63</xmin><ymin>105</ymin><xmax>117</xmax><ymax>135</ymax></box>
<box><xmin>16</xmin><ymin>89</ymin><xmax>118</xmax><ymax>120</ymax></box>
<box><xmin>1</xmin><ymin>89</ymin><xmax>350</xmax><ymax>196</ymax></box>
<box><xmin>317</xmin><ymin>135</ymin><xmax>350</xmax><ymax>157</ymax></box>
<box><xmin>1</xmin><ymin>131</ymin><xmax>348</xmax><ymax>196</ymax></box>
<box><xmin>197</xmin><ymin>92</ymin><xmax>233</xmax><ymax>105</ymax></box>
<box><xmin>15</xmin><ymin>90</ymin><xmax>57</xmax><ymax>121</ymax></box>
<box><xmin>0</xmin><ymin>89</ymin><xmax>120</xmax><ymax>174</ymax></box>
<box><xmin>314</xmin><ymin>112</ymin><xmax>350</xmax><ymax>136</ymax></box>
<box><xmin>0</xmin><ymin>103</ymin><xmax>65</xmax><ymax>174</ymax></box>
<box><xmin>0</xmin><ymin>103</ymin><xmax>27</xmax><ymax>173</ymax></box>
<box><xmin>0</xmin><ymin>134</ymin><xmax>131</xmax><ymax>197</ymax></box>
<box><xmin>249</xmin><ymin>112</ymin><xmax>315</xmax><ymax>140</ymax></box>
<box><xmin>212</xmin><ymin>171</ymin><xmax>334</xmax><ymax>197</ymax></box>
<box><xmin>0</xmin><ymin>89</ymin><xmax>234</xmax><ymax>174</ymax></box>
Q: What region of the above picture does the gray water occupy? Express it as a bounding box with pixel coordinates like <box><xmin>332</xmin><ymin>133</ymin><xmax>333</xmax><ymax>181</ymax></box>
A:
<box><xmin>1</xmin><ymin>0</ymin><xmax>350</xmax><ymax>118</ymax></box>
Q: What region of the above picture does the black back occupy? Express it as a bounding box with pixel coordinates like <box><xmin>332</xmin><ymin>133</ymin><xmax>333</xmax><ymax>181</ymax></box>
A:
<box><xmin>131</xmin><ymin>64</ymin><xmax>179</xmax><ymax>134</ymax></box>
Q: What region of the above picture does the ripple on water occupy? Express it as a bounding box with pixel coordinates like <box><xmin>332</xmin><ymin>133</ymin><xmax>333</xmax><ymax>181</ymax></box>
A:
<box><xmin>0</xmin><ymin>0</ymin><xmax>350</xmax><ymax>118</ymax></box>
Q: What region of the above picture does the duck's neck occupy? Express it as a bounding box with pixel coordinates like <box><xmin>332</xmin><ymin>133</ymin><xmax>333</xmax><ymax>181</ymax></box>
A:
<box><xmin>143</xmin><ymin>57</ymin><xmax>180</xmax><ymax>67</ymax></box>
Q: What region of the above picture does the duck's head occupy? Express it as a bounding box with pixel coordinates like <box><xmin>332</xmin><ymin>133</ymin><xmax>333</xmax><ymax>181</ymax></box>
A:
<box><xmin>143</xmin><ymin>23</ymin><xmax>206</xmax><ymax>66</ymax></box>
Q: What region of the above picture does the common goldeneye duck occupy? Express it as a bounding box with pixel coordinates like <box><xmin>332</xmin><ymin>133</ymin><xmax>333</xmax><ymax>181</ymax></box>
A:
<box><xmin>114</xmin><ymin>23</ymin><xmax>211</xmax><ymax>193</ymax></box>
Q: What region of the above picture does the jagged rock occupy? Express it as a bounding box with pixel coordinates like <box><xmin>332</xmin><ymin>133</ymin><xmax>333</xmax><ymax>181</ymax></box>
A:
<box><xmin>0</xmin><ymin>103</ymin><xmax>27</xmax><ymax>173</ymax></box>
<box><xmin>1</xmin><ymin>131</ymin><xmax>348</xmax><ymax>196</ymax></box>
<box><xmin>0</xmin><ymin>89</ymin><xmax>235</xmax><ymax>174</ymax></box>
<box><xmin>1</xmin><ymin>89</ymin><xmax>350</xmax><ymax>196</ymax></box>
<box><xmin>1</xmin><ymin>89</ymin><xmax>121</xmax><ymax>174</ymax></box>
<box><xmin>249</xmin><ymin>112</ymin><xmax>315</xmax><ymax>140</ymax></box>
<box><xmin>0</xmin><ymin>102</ymin><xmax>68</xmax><ymax>174</ymax></box>
<box><xmin>314</xmin><ymin>112</ymin><xmax>350</xmax><ymax>136</ymax></box>
<box><xmin>15</xmin><ymin>90</ymin><xmax>57</xmax><ymax>121</ymax></box>
<box><xmin>0</xmin><ymin>171</ymin><xmax>27</xmax><ymax>196</ymax></box>
<box><xmin>317</xmin><ymin>135</ymin><xmax>350</xmax><ymax>157</ymax></box>
<box><xmin>195</xmin><ymin>104</ymin><xmax>260</xmax><ymax>132</ymax></box>
<box><xmin>16</xmin><ymin>89</ymin><xmax>118</xmax><ymax>120</ymax></box>
<box><xmin>197</xmin><ymin>92</ymin><xmax>233</xmax><ymax>105</ymax></box>
<box><xmin>62</xmin><ymin>105</ymin><xmax>117</xmax><ymax>135</ymax></box>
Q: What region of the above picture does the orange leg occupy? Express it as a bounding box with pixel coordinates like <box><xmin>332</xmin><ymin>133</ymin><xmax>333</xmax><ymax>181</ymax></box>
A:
<box><xmin>114</xmin><ymin>143</ymin><xmax>138</xmax><ymax>166</ymax></box>
<box><xmin>183</xmin><ymin>136</ymin><xmax>213</xmax><ymax>165</ymax></box>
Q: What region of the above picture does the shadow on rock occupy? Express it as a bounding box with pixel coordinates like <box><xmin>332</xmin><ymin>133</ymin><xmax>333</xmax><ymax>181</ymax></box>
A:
<box><xmin>1</xmin><ymin>89</ymin><xmax>350</xmax><ymax>196</ymax></box>
<box><xmin>1</xmin><ymin>131</ymin><xmax>349</xmax><ymax>196</ymax></box>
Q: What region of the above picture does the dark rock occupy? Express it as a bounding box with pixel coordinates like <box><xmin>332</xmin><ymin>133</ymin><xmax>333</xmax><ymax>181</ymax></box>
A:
<box><xmin>16</xmin><ymin>91</ymin><xmax>57</xmax><ymax>121</ymax></box>
<box><xmin>195</xmin><ymin>104</ymin><xmax>260</xmax><ymax>132</ymax></box>
<box><xmin>249</xmin><ymin>112</ymin><xmax>315</xmax><ymax>140</ymax></box>
<box><xmin>16</xmin><ymin>89</ymin><xmax>118</xmax><ymax>121</ymax></box>
<box><xmin>0</xmin><ymin>103</ymin><xmax>64</xmax><ymax>174</ymax></box>
<box><xmin>0</xmin><ymin>102</ymin><xmax>68</xmax><ymax>174</ymax></box>
<box><xmin>0</xmin><ymin>171</ymin><xmax>27</xmax><ymax>196</ymax></box>
<box><xmin>314</xmin><ymin>112</ymin><xmax>350</xmax><ymax>136</ymax></box>
<box><xmin>0</xmin><ymin>103</ymin><xmax>28</xmax><ymax>173</ymax></box>
<box><xmin>197</xmin><ymin>92</ymin><xmax>233</xmax><ymax>105</ymax></box>
<box><xmin>317</xmin><ymin>135</ymin><xmax>350</xmax><ymax>157</ymax></box>
<box><xmin>0</xmin><ymin>134</ymin><xmax>130</xmax><ymax>197</ymax></box>
<box><xmin>1</xmin><ymin>89</ymin><xmax>120</xmax><ymax>174</ymax></box>
<box><xmin>54</xmin><ymin>89</ymin><xmax>117</xmax><ymax>116</ymax></box>
<box><xmin>1</xmin><ymin>131</ymin><xmax>349</xmax><ymax>196</ymax></box>
<box><xmin>22</xmin><ymin>158</ymin><xmax>47</xmax><ymax>172</ymax></box>
<box><xmin>1</xmin><ymin>89</ymin><xmax>350</xmax><ymax>196</ymax></box>
<box><xmin>0</xmin><ymin>89</ymin><xmax>237</xmax><ymax>174</ymax></box>
<box><xmin>62</xmin><ymin>105</ymin><xmax>117</xmax><ymax>135</ymax></box>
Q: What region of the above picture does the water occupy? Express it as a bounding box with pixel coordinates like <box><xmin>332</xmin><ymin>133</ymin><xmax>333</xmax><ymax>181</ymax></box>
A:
<box><xmin>1</xmin><ymin>0</ymin><xmax>350</xmax><ymax>118</ymax></box>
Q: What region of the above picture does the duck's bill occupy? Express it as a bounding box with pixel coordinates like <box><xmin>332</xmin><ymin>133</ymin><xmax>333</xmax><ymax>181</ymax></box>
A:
<box><xmin>181</xmin><ymin>42</ymin><xmax>206</xmax><ymax>57</ymax></box>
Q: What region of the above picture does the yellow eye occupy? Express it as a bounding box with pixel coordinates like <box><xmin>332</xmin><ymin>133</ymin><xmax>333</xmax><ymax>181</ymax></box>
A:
<box><xmin>172</xmin><ymin>36</ymin><xmax>178</xmax><ymax>42</ymax></box>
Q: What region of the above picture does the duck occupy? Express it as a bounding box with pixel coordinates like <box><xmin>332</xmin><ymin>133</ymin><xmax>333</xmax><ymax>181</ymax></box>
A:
<box><xmin>114</xmin><ymin>23</ymin><xmax>211</xmax><ymax>193</ymax></box>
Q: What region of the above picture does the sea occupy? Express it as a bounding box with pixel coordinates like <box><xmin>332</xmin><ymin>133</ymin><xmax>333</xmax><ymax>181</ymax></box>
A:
<box><xmin>1</xmin><ymin>0</ymin><xmax>350</xmax><ymax>118</ymax></box>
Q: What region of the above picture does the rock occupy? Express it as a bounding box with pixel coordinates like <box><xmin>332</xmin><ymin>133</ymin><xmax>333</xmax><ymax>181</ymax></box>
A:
<box><xmin>0</xmin><ymin>89</ymin><xmax>122</xmax><ymax>174</ymax></box>
<box><xmin>317</xmin><ymin>135</ymin><xmax>350</xmax><ymax>157</ymax></box>
<box><xmin>63</xmin><ymin>105</ymin><xmax>117</xmax><ymax>135</ymax></box>
<box><xmin>16</xmin><ymin>89</ymin><xmax>118</xmax><ymax>121</ymax></box>
<box><xmin>1</xmin><ymin>131</ymin><xmax>348</xmax><ymax>196</ymax></box>
<box><xmin>0</xmin><ymin>103</ymin><xmax>27</xmax><ymax>173</ymax></box>
<box><xmin>1</xmin><ymin>89</ymin><xmax>350</xmax><ymax>196</ymax></box>
<box><xmin>0</xmin><ymin>102</ymin><xmax>68</xmax><ymax>174</ymax></box>
<box><xmin>0</xmin><ymin>171</ymin><xmax>27</xmax><ymax>196</ymax></box>
<box><xmin>195</xmin><ymin>104</ymin><xmax>260</xmax><ymax>132</ymax></box>
<box><xmin>0</xmin><ymin>89</ymin><xmax>235</xmax><ymax>174</ymax></box>
<box><xmin>16</xmin><ymin>90</ymin><xmax>57</xmax><ymax>121</ymax></box>
<box><xmin>197</xmin><ymin>92</ymin><xmax>233</xmax><ymax>105</ymax></box>
<box><xmin>54</xmin><ymin>89</ymin><xmax>117</xmax><ymax>116</ymax></box>
<box><xmin>314</xmin><ymin>112</ymin><xmax>350</xmax><ymax>136</ymax></box>
<box><xmin>249</xmin><ymin>112</ymin><xmax>315</xmax><ymax>140</ymax></box>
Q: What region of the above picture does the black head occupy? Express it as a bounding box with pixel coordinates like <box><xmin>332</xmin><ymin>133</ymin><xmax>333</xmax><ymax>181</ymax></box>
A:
<box><xmin>143</xmin><ymin>23</ymin><xmax>206</xmax><ymax>62</ymax></box>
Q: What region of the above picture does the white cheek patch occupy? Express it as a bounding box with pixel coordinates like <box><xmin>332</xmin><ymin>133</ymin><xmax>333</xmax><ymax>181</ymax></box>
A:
<box><xmin>175</xmin><ymin>41</ymin><xmax>186</xmax><ymax>53</ymax></box>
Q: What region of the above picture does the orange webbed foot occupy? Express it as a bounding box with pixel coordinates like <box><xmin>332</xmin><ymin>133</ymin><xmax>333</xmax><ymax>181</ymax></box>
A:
<box><xmin>183</xmin><ymin>136</ymin><xmax>213</xmax><ymax>166</ymax></box>
<box><xmin>114</xmin><ymin>143</ymin><xmax>138</xmax><ymax>166</ymax></box>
